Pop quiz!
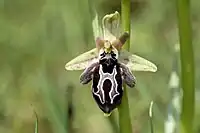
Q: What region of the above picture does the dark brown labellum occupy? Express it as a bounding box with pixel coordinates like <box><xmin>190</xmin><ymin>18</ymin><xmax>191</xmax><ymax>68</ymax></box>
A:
<box><xmin>92</xmin><ymin>61</ymin><xmax>123</xmax><ymax>114</ymax></box>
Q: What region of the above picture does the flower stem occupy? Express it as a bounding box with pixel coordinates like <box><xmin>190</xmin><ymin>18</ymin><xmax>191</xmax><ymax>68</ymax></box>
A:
<box><xmin>176</xmin><ymin>0</ymin><xmax>195</xmax><ymax>132</ymax></box>
<box><xmin>118</xmin><ymin>0</ymin><xmax>132</xmax><ymax>133</ymax></box>
<box><xmin>121</xmin><ymin>0</ymin><xmax>131</xmax><ymax>51</ymax></box>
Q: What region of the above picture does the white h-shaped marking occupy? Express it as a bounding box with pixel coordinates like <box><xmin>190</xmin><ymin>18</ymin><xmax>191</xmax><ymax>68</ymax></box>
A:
<box><xmin>93</xmin><ymin>65</ymin><xmax>119</xmax><ymax>104</ymax></box>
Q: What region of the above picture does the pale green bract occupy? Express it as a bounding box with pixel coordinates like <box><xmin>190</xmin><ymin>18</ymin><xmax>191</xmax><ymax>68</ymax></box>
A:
<box><xmin>65</xmin><ymin>11</ymin><xmax>157</xmax><ymax>73</ymax></box>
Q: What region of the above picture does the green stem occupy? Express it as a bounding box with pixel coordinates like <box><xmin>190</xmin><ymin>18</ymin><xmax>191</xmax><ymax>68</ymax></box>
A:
<box><xmin>176</xmin><ymin>0</ymin><xmax>195</xmax><ymax>133</ymax></box>
<box><xmin>108</xmin><ymin>112</ymin><xmax>119</xmax><ymax>133</ymax></box>
<box><xmin>118</xmin><ymin>0</ymin><xmax>132</xmax><ymax>133</ymax></box>
<box><xmin>118</xmin><ymin>87</ymin><xmax>132</xmax><ymax>133</ymax></box>
<box><xmin>121</xmin><ymin>0</ymin><xmax>131</xmax><ymax>51</ymax></box>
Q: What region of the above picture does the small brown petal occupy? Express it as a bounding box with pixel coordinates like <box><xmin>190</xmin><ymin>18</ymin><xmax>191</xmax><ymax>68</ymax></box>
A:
<box><xmin>96</xmin><ymin>37</ymin><xmax>105</xmax><ymax>50</ymax></box>
<box><xmin>112</xmin><ymin>32</ymin><xmax>130</xmax><ymax>50</ymax></box>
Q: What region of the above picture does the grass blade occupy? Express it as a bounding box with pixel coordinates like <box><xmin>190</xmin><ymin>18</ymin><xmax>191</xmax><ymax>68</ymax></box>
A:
<box><xmin>176</xmin><ymin>0</ymin><xmax>195</xmax><ymax>132</ymax></box>
<box><xmin>34</xmin><ymin>111</ymin><xmax>38</xmax><ymax>133</ymax></box>
<box><xmin>164</xmin><ymin>45</ymin><xmax>181</xmax><ymax>133</ymax></box>
<box><xmin>149</xmin><ymin>101</ymin><xmax>154</xmax><ymax>133</ymax></box>
<box><xmin>66</xmin><ymin>84</ymin><xmax>75</xmax><ymax>133</ymax></box>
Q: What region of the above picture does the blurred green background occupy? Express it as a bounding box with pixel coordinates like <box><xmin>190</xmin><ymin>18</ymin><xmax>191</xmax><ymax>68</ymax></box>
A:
<box><xmin>0</xmin><ymin>0</ymin><xmax>199</xmax><ymax>133</ymax></box>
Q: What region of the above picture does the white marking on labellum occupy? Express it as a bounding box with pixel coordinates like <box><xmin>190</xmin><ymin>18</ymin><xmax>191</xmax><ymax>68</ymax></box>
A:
<box><xmin>109</xmin><ymin>67</ymin><xmax>119</xmax><ymax>104</ymax></box>
<box><xmin>93</xmin><ymin>65</ymin><xmax>119</xmax><ymax>104</ymax></box>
